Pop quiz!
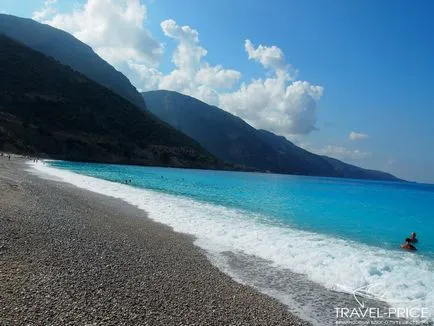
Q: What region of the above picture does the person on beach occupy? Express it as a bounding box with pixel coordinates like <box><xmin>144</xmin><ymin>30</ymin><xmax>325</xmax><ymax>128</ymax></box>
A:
<box><xmin>401</xmin><ymin>238</ymin><xmax>417</xmax><ymax>251</ymax></box>
<box><xmin>409</xmin><ymin>232</ymin><xmax>418</xmax><ymax>243</ymax></box>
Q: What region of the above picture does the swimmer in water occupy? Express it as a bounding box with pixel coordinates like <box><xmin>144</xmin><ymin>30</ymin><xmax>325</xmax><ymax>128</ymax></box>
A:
<box><xmin>409</xmin><ymin>232</ymin><xmax>418</xmax><ymax>243</ymax></box>
<box><xmin>401</xmin><ymin>238</ymin><xmax>417</xmax><ymax>251</ymax></box>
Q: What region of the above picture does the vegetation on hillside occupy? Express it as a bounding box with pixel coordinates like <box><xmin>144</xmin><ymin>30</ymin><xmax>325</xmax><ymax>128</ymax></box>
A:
<box><xmin>0</xmin><ymin>35</ymin><xmax>220</xmax><ymax>169</ymax></box>
<box><xmin>0</xmin><ymin>14</ymin><xmax>146</xmax><ymax>110</ymax></box>
<box><xmin>143</xmin><ymin>90</ymin><xmax>400</xmax><ymax>181</ymax></box>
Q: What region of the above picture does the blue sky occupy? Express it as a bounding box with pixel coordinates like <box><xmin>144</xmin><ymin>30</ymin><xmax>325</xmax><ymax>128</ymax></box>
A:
<box><xmin>2</xmin><ymin>0</ymin><xmax>433</xmax><ymax>183</ymax></box>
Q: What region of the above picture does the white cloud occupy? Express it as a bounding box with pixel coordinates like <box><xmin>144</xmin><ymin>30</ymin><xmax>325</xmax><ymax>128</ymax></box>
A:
<box><xmin>316</xmin><ymin>145</ymin><xmax>371</xmax><ymax>161</ymax></box>
<box><xmin>219</xmin><ymin>40</ymin><xmax>322</xmax><ymax>136</ymax></box>
<box><xmin>125</xmin><ymin>60</ymin><xmax>162</xmax><ymax>91</ymax></box>
<box><xmin>37</xmin><ymin>0</ymin><xmax>163</xmax><ymax>67</ymax></box>
<box><xmin>160</xmin><ymin>19</ymin><xmax>206</xmax><ymax>73</ymax></box>
<box><xmin>220</xmin><ymin>79</ymin><xmax>323</xmax><ymax>135</ymax></box>
<box><xmin>33</xmin><ymin>2</ymin><xmax>324</xmax><ymax>136</ymax></box>
<box><xmin>349</xmin><ymin>131</ymin><xmax>369</xmax><ymax>141</ymax></box>
<box><xmin>154</xmin><ymin>19</ymin><xmax>241</xmax><ymax>104</ymax></box>
<box><xmin>32</xmin><ymin>0</ymin><xmax>57</xmax><ymax>21</ymax></box>
<box><xmin>244</xmin><ymin>39</ymin><xmax>297</xmax><ymax>78</ymax></box>
<box><xmin>196</xmin><ymin>64</ymin><xmax>241</xmax><ymax>89</ymax></box>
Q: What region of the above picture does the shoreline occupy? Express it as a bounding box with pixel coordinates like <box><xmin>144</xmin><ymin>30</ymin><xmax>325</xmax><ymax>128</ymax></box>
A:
<box><xmin>0</xmin><ymin>158</ymin><xmax>309</xmax><ymax>325</ymax></box>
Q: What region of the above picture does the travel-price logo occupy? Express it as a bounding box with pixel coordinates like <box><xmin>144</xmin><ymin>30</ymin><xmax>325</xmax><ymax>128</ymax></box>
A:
<box><xmin>334</xmin><ymin>283</ymin><xmax>431</xmax><ymax>325</ymax></box>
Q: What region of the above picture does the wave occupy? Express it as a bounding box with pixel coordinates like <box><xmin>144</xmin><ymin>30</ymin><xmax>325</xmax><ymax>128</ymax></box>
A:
<box><xmin>29</xmin><ymin>162</ymin><xmax>434</xmax><ymax>323</ymax></box>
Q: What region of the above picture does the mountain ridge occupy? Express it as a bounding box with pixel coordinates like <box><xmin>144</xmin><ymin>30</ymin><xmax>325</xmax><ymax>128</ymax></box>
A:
<box><xmin>142</xmin><ymin>90</ymin><xmax>402</xmax><ymax>182</ymax></box>
<box><xmin>0</xmin><ymin>34</ymin><xmax>223</xmax><ymax>169</ymax></box>
<box><xmin>0</xmin><ymin>14</ymin><xmax>146</xmax><ymax>110</ymax></box>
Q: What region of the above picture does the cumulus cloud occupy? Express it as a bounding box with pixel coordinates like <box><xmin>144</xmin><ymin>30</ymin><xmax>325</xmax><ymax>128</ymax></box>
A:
<box><xmin>244</xmin><ymin>39</ymin><xmax>297</xmax><ymax>78</ymax></box>
<box><xmin>220</xmin><ymin>79</ymin><xmax>323</xmax><ymax>135</ymax></box>
<box><xmin>32</xmin><ymin>0</ymin><xmax>57</xmax><ymax>21</ymax></box>
<box><xmin>161</xmin><ymin>19</ymin><xmax>206</xmax><ymax>73</ymax></box>
<box><xmin>35</xmin><ymin>0</ymin><xmax>163</xmax><ymax>66</ymax></box>
<box><xmin>317</xmin><ymin>145</ymin><xmax>371</xmax><ymax>161</ymax></box>
<box><xmin>196</xmin><ymin>65</ymin><xmax>241</xmax><ymax>89</ymax></box>
<box><xmin>219</xmin><ymin>40</ymin><xmax>322</xmax><ymax>135</ymax></box>
<box><xmin>33</xmin><ymin>2</ymin><xmax>323</xmax><ymax>136</ymax></box>
<box><xmin>349</xmin><ymin>131</ymin><xmax>369</xmax><ymax>141</ymax></box>
<box><xmin>125</xmin><ymin>60</ymin><xmax>162</xmax><ymax>91</ymax></box>
<box><xmin>154</xmin><ymin>19</ymin><xmax>241</xmax><ymax>103</ymax></box>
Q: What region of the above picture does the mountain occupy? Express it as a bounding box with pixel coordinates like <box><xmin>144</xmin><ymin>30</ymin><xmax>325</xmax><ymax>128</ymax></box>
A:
<box><xmin>142</xmin><ymin>90</ymin><xmax>401</xmax><ymax>181</ymax></box>
<box><xmin>254</xmin><ymin>129</ymin><xmax>340</xmax><ymax>176</ymax></box>
<box><xmin>0</xmin><ymin>14</ymin><xmax>146</xmax><ymax>110</ymax></box>
<box><xmin>142</xmin><ymin>89</ymin><xmax>281</xmax><ymax>171</ymax></box>
<box><xmin>0</xmin><ymin>35</ymin><xmax>220</xmax><ymax>168</ymax></box>
<box><xmin>321</xmin><ymin>156</ymin><xmax>399</xmax><ymax>181</ymax></box>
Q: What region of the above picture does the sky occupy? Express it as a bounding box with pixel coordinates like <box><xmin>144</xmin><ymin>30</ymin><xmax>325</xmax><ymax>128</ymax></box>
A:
<box><xmin>1</xmin><ymin>0</ymin><xmax>433</xmax><ymax>183</ymax></box>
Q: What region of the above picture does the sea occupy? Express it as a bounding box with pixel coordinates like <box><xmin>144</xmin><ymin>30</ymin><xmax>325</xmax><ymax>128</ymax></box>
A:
<box><xmin>31</xmin><ymin>161</ymin><xmax>434</xmax><ymax>325</ymax></box>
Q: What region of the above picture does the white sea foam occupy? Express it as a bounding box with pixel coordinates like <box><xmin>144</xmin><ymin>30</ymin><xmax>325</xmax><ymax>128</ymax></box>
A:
<box><xmin>29</xmin><ymin>162</ymin><xmax>434</xmax><ymax>322</ymax></box>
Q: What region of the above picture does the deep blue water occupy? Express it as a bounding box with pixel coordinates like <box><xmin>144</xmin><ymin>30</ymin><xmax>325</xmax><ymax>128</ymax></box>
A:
<box><xmin>48</xmin><ymin>161</ymin><xmax>434</xmax><ymax>257</ymax></box>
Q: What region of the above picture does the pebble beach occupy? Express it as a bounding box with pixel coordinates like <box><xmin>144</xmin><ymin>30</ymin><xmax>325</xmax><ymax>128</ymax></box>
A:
<box><xmin>0</xmin><ymin>158</ymin><xmax>309</xmax><ymax>326</ymax></box>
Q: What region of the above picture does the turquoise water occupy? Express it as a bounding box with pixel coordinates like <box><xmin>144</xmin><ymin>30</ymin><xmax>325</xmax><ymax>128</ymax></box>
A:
<box><xmin>35</xmin><ymin>161</ymin><xmax>434</xmax><ymax>323</ymax></box>
<box><xmin>49</xmin><ymin>161</ymin><xmax>434</xmax><ymax>257</ymax></box>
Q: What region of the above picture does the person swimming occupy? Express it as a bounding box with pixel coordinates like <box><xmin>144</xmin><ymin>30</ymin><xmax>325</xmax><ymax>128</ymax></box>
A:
<box><xmin>401</xmin><ymin>238</ymin><xmax>417</xmax><ymax>251</ymax></box>
<box><xmin>409</xmin><ymin>232</ymin><xmax>418</xmax><ymax>243</ymax></box>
